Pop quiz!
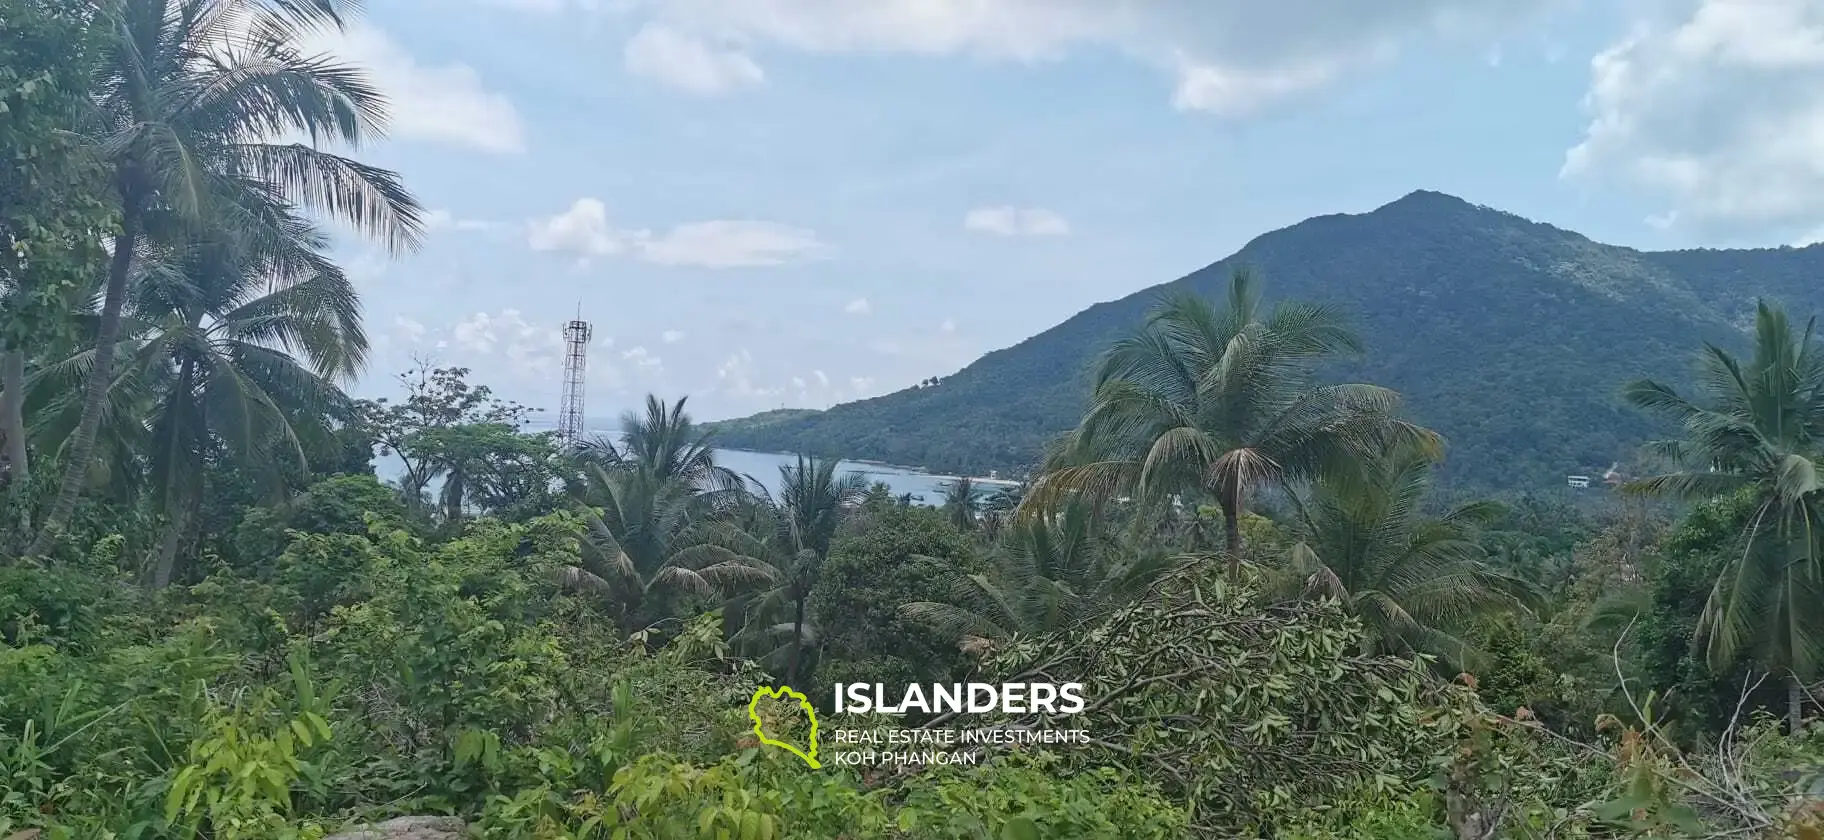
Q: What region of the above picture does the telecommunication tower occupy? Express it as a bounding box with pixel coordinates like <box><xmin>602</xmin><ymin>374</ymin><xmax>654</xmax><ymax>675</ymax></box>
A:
<box><xmin>558</xmin><ymin>315</ymin><xmax>592</xmax><ymax>448</ymax></box>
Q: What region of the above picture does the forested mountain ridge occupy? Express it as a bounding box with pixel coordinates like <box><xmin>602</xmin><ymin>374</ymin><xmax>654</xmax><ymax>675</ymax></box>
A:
<box><xmin>706</xmin><ymin>190</ymin><xmax>1824</xmax><ymax>493</ymax></box>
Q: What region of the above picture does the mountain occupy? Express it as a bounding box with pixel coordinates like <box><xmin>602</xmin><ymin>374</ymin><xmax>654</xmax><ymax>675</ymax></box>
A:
<box><xmin>704</xmin><ymin>191</ymin><xmax>1824</xmax><ymax>494</ymax></box>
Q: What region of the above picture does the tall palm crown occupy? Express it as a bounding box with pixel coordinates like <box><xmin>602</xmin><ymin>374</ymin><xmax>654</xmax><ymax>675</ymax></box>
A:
<box><xmin>940</xmin><ymin>476</ymin><xmax>983</xmax><ymax>531</ymax></box>
<box><xmin>1029</xmin><ymin>269</ymin><xmax>1437</xmax><ymax>573</ymax></box>
<box><xmin>1625</xmin><ymin>301</ymin><xmax>1824</xmax><ymax>724</ymax></box>
<box><xmin>1278</xmin><ymin>441</ymin><xmax>1532</xmax><ymax>669</ymax></box>
<box><xmin>725</xmin><ymin>455</ymin><xmax>867</xmax><ymax>684</ymax></box>
<box><xmin>563</xmin><ymin>464</ymin><xmax>760</xmax><ymax>631</ymax></box>
<box><xmin>134</xmin><ymin>222</ymin><xmax>356</xmax><ymax>582</ymax></box>
<box><xmin>576</xmin><ymin>395</ymin><xmax>742</xmax><ymax>494</ymax></box>
<box><xmin>29</xmin><ymin>0</ymin><xmax>422</xmax><ymax>556</ymax></box>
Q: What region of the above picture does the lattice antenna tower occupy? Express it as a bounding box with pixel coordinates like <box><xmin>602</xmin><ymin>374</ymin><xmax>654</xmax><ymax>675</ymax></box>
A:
<box><xmin>558</xmin><ymin>311</ymin><xmax>592</xmax><ymax>449</ymax></box>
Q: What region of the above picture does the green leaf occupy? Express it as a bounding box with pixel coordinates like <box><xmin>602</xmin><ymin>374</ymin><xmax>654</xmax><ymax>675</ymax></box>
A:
<box><xmin>1001</xmin><ymin>815</ymin><xmax>1041</xmax><ymax>840</ymax></box>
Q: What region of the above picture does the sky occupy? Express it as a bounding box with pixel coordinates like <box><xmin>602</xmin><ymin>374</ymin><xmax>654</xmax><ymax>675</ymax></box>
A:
<box><xmin>310</xmin><ymin>0</ymin><xmax>1824</xmax><ymax>423</ymax></box>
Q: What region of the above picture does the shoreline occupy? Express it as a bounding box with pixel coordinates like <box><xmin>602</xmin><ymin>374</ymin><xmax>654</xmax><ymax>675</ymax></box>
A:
<box><xmin>717</xmin><ymin>448</ymin><xmax>1021</xmax><ymax>488</ymax></box>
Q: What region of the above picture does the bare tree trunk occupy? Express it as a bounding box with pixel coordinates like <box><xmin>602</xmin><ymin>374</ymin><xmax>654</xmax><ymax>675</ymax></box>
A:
<box><xmin>0</xmin><ymin>348</ymin><xmax>27</xmax><ymax>485</ymax></box>
<box><xmin>443</xmin><ymin>468</ymin><xmax>464</xmax><ymax>525</ymax></box>
<box><xmin>26</xmin><ymin>208</ymin><xmax>139</xmax><ymax>558</ymax></box>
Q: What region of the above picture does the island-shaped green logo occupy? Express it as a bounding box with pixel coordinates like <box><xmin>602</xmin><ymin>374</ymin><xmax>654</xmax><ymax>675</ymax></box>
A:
<box><xmin>748</xmin><ymin>685</ymin><xmax>821</xmax><ymax>768</ymax></box>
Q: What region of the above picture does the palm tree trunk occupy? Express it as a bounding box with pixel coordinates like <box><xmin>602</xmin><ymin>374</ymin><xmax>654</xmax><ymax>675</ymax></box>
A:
<box><xmin>150</xmin><ymin>508</ymin><xmax>186</xmax><ymax>588</ymax></box>
<box><xmin>786</xmin><ymin>596</ymin><xmax>806</xmax><ymax>686</ymax></box>
<box><xmin>1790</xmin><ymin>673</ymin><xmax>1807</xmax><ymax>735</ymax></box>
<box><xmin>1220</xmin><ymin>482</ymin><xmax>1245</xmax><ymax>578</ymax></box>
<box><xmin>149</xmin><ymin>358</ymin><xmax>197</xmax><ymax>589</ymax></box>
<box><xmin>0</xmin><ymin>348</ymin><xmax>27</xmax><ymax>486</ymax></box>
<box><xmin>25</xmin><ymin>209</ymin><xmax>139</xmax><ymax>558</ymax></box>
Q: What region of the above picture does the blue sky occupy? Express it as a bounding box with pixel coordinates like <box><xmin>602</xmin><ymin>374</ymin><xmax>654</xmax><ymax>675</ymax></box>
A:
<box><xmin>310</xmin><ymin>0</ymin><xmax>1824</xmax><ymax>422</ymax></box>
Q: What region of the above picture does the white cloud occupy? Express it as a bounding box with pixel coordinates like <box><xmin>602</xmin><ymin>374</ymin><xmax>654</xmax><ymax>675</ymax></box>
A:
<box><xmin>661</xmin><ymin>329</ymin><xmax>686</xmax><ymax>343</ymax></box>
<box><xmin>301</xmin><ymin>21</ymin><xmax>526</xmax><ymax>154</ymax></box>
<box><xmin>1562</xmin><ymin>0</ymin><xmax>1824</xmax><ymax>236</ymax></box>
<box><xmin>527</xmin><ymin>199</ymin><xmax>829</xmax><ymax>267</ymax></box>
<box><xmin>716</xmin><ymin>349</ymin><xmax>784</xmax><ymax>399</ymax></box>
<box><xmin>528</xmin><ymin>199</ymin><xmax>626</xmax><ymax>258</ymax></box>
<box><xmin>394</xmin><ymin>316</ymin><xmax>428</xmax><ymax>343</ymax></box>
<box><xmin>625</xmin><ymin>23</ymin><xmax>765</xmax><ymax>94</ymax></box>
<box><xmin>622</xmin><ymin>345</ymin><xmax>663</xmax><ymax>369</ymax></box>
<box><xmin>964</xmin><ymin>205</ymin><xmax>1071</xmax><ymax>237</ymax></box>
<box><xmin>813</xmin><ymin>370</ymin><xmax>829</xmax><ymax>387</ymax></box>
<box><xmin>433</xmin><ymin>310</ymin><xmax>574</xmax><ymax>380</ymax></box>
<box><xmin>844</xmin><ymin>297</ymin><xmax>872</xmax><ymax>315</ymax></box>
<box><xmin>425</xmin><ymin>209</ymin><xmax>500</xmax><ymax>232</ymax></box>
<box><xmin>636</xmin><ymin>220</ymin><xmax>829</xmax><ymax>267</ymax></box>
<box><xmin>940</xmin><ymin>318</ymin><xmax>957</xmax><ymax>333</ymax></box>
<box><xmin>628</xmin><ymin>0</ymin><xmax>1561</xmax><ymax>114</ymax></box>
<box><xmin>849</xmin><ymin>375</ymin><xmax>876</xmax><ymax>394</ymax></box>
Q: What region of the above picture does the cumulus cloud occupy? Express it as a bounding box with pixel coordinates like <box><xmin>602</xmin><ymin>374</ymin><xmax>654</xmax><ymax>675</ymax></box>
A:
<box><xmin>940</xmin><ymin>318</ymin><xmax>957</xmax><ymax>333</ymax></box>
<box><xmin>661</xmin><ymin>329</ymin><xmax>686</xmax><ymax>343</ymax></box>
<box><xmin>964</xmin><ymin>205</ymin><xmax>1071</xmax><ymax>237</ymax></box>
<box><xmin>300</xmin><ymin>21</ymin><xmax>526</xmax><ymax>154</ymax></box>
<box><xmin>424</xmin><ymin>209</ymin><xmax>500</xmax><ymax>232</ymax></box>
<box><xmin>716</xmin><ymin>349</ymin><xmax>784</xmax><ymax>399</ymax></box>
<box><xmin>622</xmin><ymin>345</ymin><xmax>663</xmax><ymax>370</ymax></box>
<box><xmin>528</xmin><ymin>199</ymin><xmax>627</xmax><ymax>258</ymax></box>
<box><xmin>844</xmin><ymin>297</ymin><xmax>872</xmax><ymax>315</ymax></box>
<box><xmin>623</xmin><ymin>0</ymin><xmax>1560</xmax><ymax>114</ymax></box>
<box><xmin>394</xmin><ymin>316</ymin><xmax>428</xmax><ymax>343</ymax></box>
<box><xmin>1562</xmin><ymin>0</ymin><xmax>1824</xmax><ymax>237</ymax></box>
<box><xmin>625</xmin><ymin>23</ymin><xmax>765</xmax><ymax>93</ymax></box>
<box><xmin>527</xmin><ymin>199</ymin><xmax>829</xmax><ymax>267</ymax></box>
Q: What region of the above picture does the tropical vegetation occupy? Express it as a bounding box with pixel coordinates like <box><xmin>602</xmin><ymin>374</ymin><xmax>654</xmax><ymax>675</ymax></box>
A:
<box><xmin>4</xmin><ymin>2</ymin><xmax>1824</xmax><ymax>838</ymax></box>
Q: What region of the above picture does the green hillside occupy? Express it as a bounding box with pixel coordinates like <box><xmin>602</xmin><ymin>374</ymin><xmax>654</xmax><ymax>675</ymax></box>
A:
<box><xmin>706</xmin><ymin>191</ymin><xmax>1824</xmax><ymax>493</ymax></box>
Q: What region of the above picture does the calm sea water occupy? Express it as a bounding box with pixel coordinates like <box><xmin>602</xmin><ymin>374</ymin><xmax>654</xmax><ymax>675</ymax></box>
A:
<box><xmin>372</xmin><ymin>429</ymin><xmax>1014</xmax><ymax>507</ymax></box>
<box><xmin>712</xmin><ymin>448</ymin><xmax>1015</xmax><ymax>504</ymax></box>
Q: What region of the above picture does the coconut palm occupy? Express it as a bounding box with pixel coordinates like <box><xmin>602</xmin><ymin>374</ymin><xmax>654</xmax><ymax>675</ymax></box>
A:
<box><xmin>1624</xmin><ymin>301</ymin><xmax>1824</xmax><ymax>731</ymax></box>
<box><xmin>940</xmin><ymin>476</ymin><xmax>983</xmax><ymax>532</ymax></box>
<box><xmin>1028</xmin><ymin>269</ymin><xmax>1437</xmax><ymax>576</ymax></box>
<box><xmin>575</xmin><ymin>395</ymin><xmax>742</xmax><ymax>494</ymax></box>
<box><xmin>116</xmin><ymin>219</ymin><xmax>356</xmax><ymax>585</ymax></box>
<box><xmin>717</xmin><ymin>455</ymin><xmax>867</xmax><ymax>686</ymax></box>
<box><xmin>980</xmin><ymin>482</ymin><xmax>1025</xmax><ymax>540</ymax></box>
<box><xmin>29</xmin><ymin>0</ymin><xmax>423</xmax><ymax>558</ymax></box>
<box><xmin>1275</xmin><ymin>440</ymin><xmax>1534</xmax><ymax>670</ymax></box>
<box><xmin>901</xmin><ymin>496</ymin><xmax>1171</xmax><ymax>654</ymax></box>
<box><xmin>560</xmin><ymin>464</ymin><xmax>766</xmax><ymax>632</ymax></box>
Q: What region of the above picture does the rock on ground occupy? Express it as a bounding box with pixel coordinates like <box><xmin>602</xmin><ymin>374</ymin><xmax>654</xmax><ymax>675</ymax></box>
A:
<box><xmin>323</xmin><ymin>816</ymin><xmax>467</xmax><ymax>840</ymax></box>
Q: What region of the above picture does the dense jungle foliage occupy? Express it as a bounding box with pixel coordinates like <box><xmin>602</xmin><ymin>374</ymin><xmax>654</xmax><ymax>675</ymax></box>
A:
<box><xmin>5</xmin><ymin>1</ymin><xmax>1824</xmax><ymax>838</ymax></box>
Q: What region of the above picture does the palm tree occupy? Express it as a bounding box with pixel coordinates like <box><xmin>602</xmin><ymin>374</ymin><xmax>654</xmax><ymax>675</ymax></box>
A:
<box><xmin>114</xmin><ymin>219</ymin><xmax>358</xmax><ymax>586</ymax></box>
<box><xmin>1625</xmin><ymin>301</ymin><xmax>1824</xmax><ymax>732</ymax></box>
<box><xmin>940</xmin><ymin>476</ymin><xmax>983</xmax><ymax>532</ymax></box>
<box><xmin>902</xmin><ymin>496</ymin><xmax>1170</xmax><ymax>654</ymax></box>
<box><xmin>1028</xmin><ymin>268</ymin><xmax>1437</xmax><ymax>576</ymax></box>
<box><xmin>561</xmin><ymin>464</ymin><xmax>764</xmax><ymax>631</ymax></box>
<box><xmin>575</xmin><ymin>395</ymin><xmax>742</xmax><ymax>493</ymax></box>
<box><xmin>720</xmin><ymin>455</ymin><xmax>866</xmax><ymax>686</ymax></box>
<box><xmin>1275</xmin><ymin>441</ymin><xmax>1533</xmax><ymax>670</ymax></box>
<box><xmin>980</xmin><ymin>482</ymin><xmax>1025</xmax><ymax>540</ymax></box>
<box><xmin>29</xmin><ymin>0</ymin><xmax>423</xmax><ymax>558</ymax></box>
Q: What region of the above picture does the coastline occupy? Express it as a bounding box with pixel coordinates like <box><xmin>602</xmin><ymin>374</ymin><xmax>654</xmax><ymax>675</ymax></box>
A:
<box><xmin>717</xmin><ymin>448</ymin><xmax>1021</xmax><ymax>488</ymax></box>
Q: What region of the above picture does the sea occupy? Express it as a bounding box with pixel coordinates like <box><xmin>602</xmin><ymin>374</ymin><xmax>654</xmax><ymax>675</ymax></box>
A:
<box><xmin>372</xmin><ymin>422</ymin><xmax>1015</xmax><ymax>506</ymax></box>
